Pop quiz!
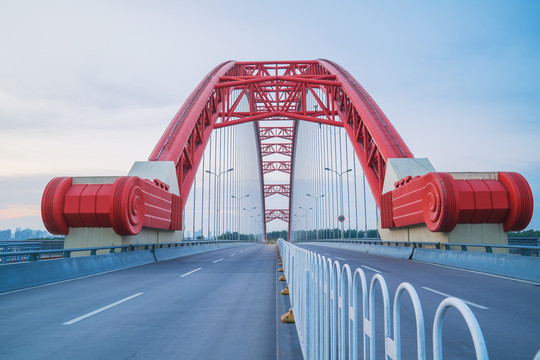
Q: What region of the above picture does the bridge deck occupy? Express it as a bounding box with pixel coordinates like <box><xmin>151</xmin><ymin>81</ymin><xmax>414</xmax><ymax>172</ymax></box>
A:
<box><xmin>0</xmin><ymin>244</ymin><xmax>294</xmax><ymax>360</ymax></box>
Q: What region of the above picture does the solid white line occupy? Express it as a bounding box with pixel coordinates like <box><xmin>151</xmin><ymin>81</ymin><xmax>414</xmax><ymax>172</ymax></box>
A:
<box><xmin>422</xmin><ymin>287</ymin><xmax>489</xmax><ymax>310</ymax></box>
<box><xmin>361</xmin><ymin>265</ymin><xmax>382</xmax><ymax>274</ymax></box>
<box><xmin>336</xmin><ymin>256</ymin><xmax>347</xmax><ymax>261</ymax></box>
<box><xmin>410</xmin><ymin>259</ymin><xmax>540</xmax><ymax>286</ymax></box>
<box><xmin>212</xmin><ymin>258</ymin><xmax>224</xmax><ymax>263</ymax></box>
<box><xmin>180</xmin><ymin>268</ymin><xmax>202</xmax><ymax>277</ymax></box>
<box><xmin>63</xmin><ymin>292</ymin><xmax>144</xmax><ymax>325</ymax></box>
<box><xmin>229</xmin><ymin>253</ymin><xmax>236</xmax><ymax>257</ymax></box>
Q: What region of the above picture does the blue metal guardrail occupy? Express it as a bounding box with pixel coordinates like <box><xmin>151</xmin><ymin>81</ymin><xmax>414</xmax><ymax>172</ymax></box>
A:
<box><xmin>0</xmin><ymin>242</ymin><xmax>42</xmax><ymax>264</ymax></box>
<box><xmin>0</xmin><ymin>240</ymin><xmax>246</xmax><ymax>264</ymax></box>
<box><xmin>295</xmin><ymin>238</ymin><xmax>540</xmax><ymax>256</ymax></box>
<box><xmin>278</xmin><ymin>239</ymin><xmax>489</xmax><ymax>360</ymax></box>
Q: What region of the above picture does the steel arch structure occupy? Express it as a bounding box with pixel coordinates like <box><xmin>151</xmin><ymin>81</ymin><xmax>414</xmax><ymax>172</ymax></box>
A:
<box><xmin>42</xmin><ymin>60</ymin><xmax>533</xmax><ymax>239</ymax></box>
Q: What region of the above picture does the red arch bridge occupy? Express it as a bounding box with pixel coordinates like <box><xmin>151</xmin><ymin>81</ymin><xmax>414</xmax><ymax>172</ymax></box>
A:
<box><xmin>41</xmin><ymin>60</ymin><xmax>533</xmax><ymax>245</ymax></box>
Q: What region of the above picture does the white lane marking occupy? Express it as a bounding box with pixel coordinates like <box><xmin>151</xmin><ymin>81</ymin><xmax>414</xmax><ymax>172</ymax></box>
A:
<box><xmin>422</xmin><ymin>287</ymin><xmax>489</xmax><ymax>310</ymax></box>
<box><xmin>410</xmin><ymin>259</ymin><xmax>540</xmax><ymax>286</ymax></box>
<box><xmin>336</xmin><ymin>256</ymin><xmax>347</xmax><ymax>261</ymax></box>
<box><xmin>63</xmin><ymin>292</ymin><xmax>144</xmax><ymax>325</ymax></box>
<box><xmin>229</xmin><ymin>253</ymin><xmax>236</xmax><ymax>257</ymax></box>
<box><xmin>180</xmin><ymin>268</ymin><xmax>202</xmax><ymax>277</ymax></box>
<box><xmin>212</xmin><ymin>258</ymin><xmax>224</xmax><ymax>263</ymax></box>
<box><xmin>361</xmin><ymin>265</ymin><xmax>382</xmax><ymax>274</ymax></box>
<box><xmin>324</xmin><ymin>253</ymin><xmax>330</xmax><ymax>256</ymax></box>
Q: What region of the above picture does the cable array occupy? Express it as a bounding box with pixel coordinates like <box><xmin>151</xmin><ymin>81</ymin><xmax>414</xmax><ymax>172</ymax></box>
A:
<box><xmin>290</xmin><ymin>120</ymin><xmax>378</xmax><ymax>242</ymax></box>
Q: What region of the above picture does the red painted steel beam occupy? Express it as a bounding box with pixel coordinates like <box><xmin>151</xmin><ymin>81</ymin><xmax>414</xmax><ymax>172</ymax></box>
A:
<box><xmin>213</xmin><ymin>111</ymin><xmax>343</xmax><ymax>129</ymax></box>
<box><xmin>148</xmin><ymin>61</ymin><xmax>236</xmax><ymax>211</ymax></box>
<box><xmin>316</xmin><ymin>59</ymin><xmax>414</xmax><ymax>204</ymax></box>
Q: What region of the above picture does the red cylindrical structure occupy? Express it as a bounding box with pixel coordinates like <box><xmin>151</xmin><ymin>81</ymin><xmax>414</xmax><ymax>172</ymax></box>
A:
<box><xmin>41</xmin><ymin>176</ymin><xmax>178</xmax><ymax>236</ymax></box>
<box><xmin>382</xmin><ymin>172</ymin><xmax>534</xmax><ymax>232</ymax></box>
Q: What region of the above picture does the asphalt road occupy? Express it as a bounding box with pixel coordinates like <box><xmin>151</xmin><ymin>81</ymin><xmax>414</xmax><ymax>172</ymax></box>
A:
<box><xmin>297</xmin><ymin>243</ymin><xmax>540</xmax><ymax>360</ymax></box>
<box><xmin>0</xmin><ymin>244</ymin><xmax>282</xmax><ymax>360</ymax></box>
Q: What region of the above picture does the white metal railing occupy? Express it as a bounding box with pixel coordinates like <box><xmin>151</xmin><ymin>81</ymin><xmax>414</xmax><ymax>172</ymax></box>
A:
<box><xmin>278</xmin><ymin>239</ymin><xmax>489</xmax><ymax>360</ymax></box>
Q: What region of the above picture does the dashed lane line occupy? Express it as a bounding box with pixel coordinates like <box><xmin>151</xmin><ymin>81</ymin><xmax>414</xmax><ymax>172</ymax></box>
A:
<box><xmin>180</xmin><ymin>268</ymin><xmax>203</xmax><ymax>277</ymax></box>
<box><xmin>63</xmin><ymin>292</ymin><xmax>144</xmax><ymax>325</ymax></box>
<box><xmin>361</xmin><ymin>265</ymin><xmax>382</xmax><ymax>274</ymax></box>
<box><xmin>422</xmin><ymin>287</ymin><xmax>489</xmax><ymax>310</ymax></box>
<box><xmin>212</xmin><ymin>258</ymin><xmax>224</xmax><ymax>263</ymax></box>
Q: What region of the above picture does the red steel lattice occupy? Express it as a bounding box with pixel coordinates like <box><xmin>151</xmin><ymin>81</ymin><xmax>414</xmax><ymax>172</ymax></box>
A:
<box><xmin>265</xmin><ymin>209</ymin><xmax>290</xmax><ymax>223</ymax></box>
<box><xmin>263</xmin><ymin>184</ymin><xmax>290</xmax><ymax>198</ymax></box>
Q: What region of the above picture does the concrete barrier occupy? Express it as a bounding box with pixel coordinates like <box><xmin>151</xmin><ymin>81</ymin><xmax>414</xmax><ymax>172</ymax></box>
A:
<box><xmin>153</xmin><ymin>242</ymin><xmax>251</xmax><ymax>261</ymax></box>
<box><xmin>412</xmin><ymin>248</ymin><xmax>540</xmax><ymax>283</ymax></box>
<box><xmin>302</xmin><ymin>241</ymin><xmax>539</xmax><ymax>283</ymax></box>
<box><xmin>313</xmin><ymin>242</ymin><xmax>414</xmax><ymax>259</ymax></box>
<box><xmin>0</xmin><ymin>242</ymin><xmax>256</xmax><ymax>293</ymax></box>
<box><xmin>0</xmin><ymin>251</ymin><xmax>156</xmax><ymax>293</ymax></box>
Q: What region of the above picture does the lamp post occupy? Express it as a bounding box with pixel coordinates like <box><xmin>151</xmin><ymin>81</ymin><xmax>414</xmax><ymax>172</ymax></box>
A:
<box><xmin>243</xmin><ymin>207</ymin><xmax>256</xmax><ymax>241</ymax></box>
<box><xmin>307</xmin><ymin>193</ymin><xmax>324</xmax><ymax>242</ymax></box>
<box><xmin>324</xmin><ymin>167</ymin><xmax>352</xmax><ymax>240</ymax></box>
<box><xmin>299</xmin><ymin>206</ymin><xmax>312</xmax><ymax>241</ymax></box>
<box><xmin>293</xmin><ymin>214</ymin><xmax>304</xmax><ymax>242</ymax></box>
<box><xmin>206</xmin><ymin>168</ymin><xmax>234</xmax><ymax>240</ymax></box>
<box><xmin>232</xmin><ymin>194</ymin><xmax>249</xmax><ymax>240</ymax></box>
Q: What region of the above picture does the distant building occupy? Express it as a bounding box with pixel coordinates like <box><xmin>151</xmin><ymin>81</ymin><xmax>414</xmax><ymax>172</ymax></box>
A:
<box><xmin>32</xmin><ymin>230</ymin><xmax>49</xmax><ymax>239</ymax></box>
<box><xmin>0</xmin><ymin>229</ymin><xmax>11</xmax><ymax>241</ymax></box>
<box><xmin>14</xmin><ymin>228</ymin><xmax>44</xmax><ymax>241</ymax></box>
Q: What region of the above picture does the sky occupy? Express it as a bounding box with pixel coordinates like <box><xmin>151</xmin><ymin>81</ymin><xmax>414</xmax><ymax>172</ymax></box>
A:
<box><xmin>0</xmin><ymin>0</ymin><xmax>539</xmax><ymax>232</ymax></box>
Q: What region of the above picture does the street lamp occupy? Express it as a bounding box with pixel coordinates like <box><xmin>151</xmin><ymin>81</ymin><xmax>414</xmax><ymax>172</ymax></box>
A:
<box><xmin>307</xmin><ymin>193</ymin><xmax>324</xmax><ymax>242</ymax></box>
<box><xmin>206</xmin><ymin>168</ymin><xmax>234</xmax><ymax>240</ymax></box>
<box><xmin>299</xmin><ymin>206</ymin><xmax>312</xmax><ymax>242</ymax></box>
<box><xmin>242</xmin><ymin>207</ymin><xmax>257</xmax><ymax>240</ymax></box>
<box><xmin>232</xmin><ymin>194</ymin><xmax>249</xmax><ymax>240</ymax></box>
<box><xmin>324</xmin><ymin>167</ymin><xmax>352</xmax><ymax>240</ymax></box>
<box><xmin>293</xmin><ymin>214</ymin><xmax>304</xmax><ymax>242</ymax></box>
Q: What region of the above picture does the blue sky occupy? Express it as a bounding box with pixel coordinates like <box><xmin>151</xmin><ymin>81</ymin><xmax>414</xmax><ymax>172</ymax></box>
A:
<box><xmin>0</xmin><ymin>0</ymin><xmax>538</xmax><ymax>231</ymax></box>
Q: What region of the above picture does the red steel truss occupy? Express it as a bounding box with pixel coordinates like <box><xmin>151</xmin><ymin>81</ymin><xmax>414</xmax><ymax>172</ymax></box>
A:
<box><xmin>258</xmin><ymin>123</ymin><xmax>294</xmax><ymax>231</ymax></box>
<box><xmin>261</xmin><ymin>161</ymin><xmax>292</xmax><ymax>175</ymax></box>
<box><xmin>42</xmin><ymin>60</ymin><xmax>534</xmax><ymax>238</ymax></box>
<box><xmin>263</xmin><ymin>184</ymin><xmax>290</xmax><ymax>198</ymax></box>
<box><xmin>260</xmin><ymin>143</ymin><xmax>293</xmax><ymax>157</ymax></box>
<box><xmin>265</xmin><ymin>209</ymin><xmax>290</xmax><ymax>223</ymax></box>
<box><xmin>259</xmin><ymin>126</ymin><xmax>294</xmax><ymax>141</ymax></box>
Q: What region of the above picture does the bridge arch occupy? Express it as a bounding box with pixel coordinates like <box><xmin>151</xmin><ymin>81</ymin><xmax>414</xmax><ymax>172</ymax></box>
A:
<box><xmin>149</xmin><ymin>60</ymin><xmax>412</xmax><ymax>209</ymax></box>
<box><xmin>42</xmin><ymin>60</ymin><xmax>533</xmax><ymax>238</ymax></box>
